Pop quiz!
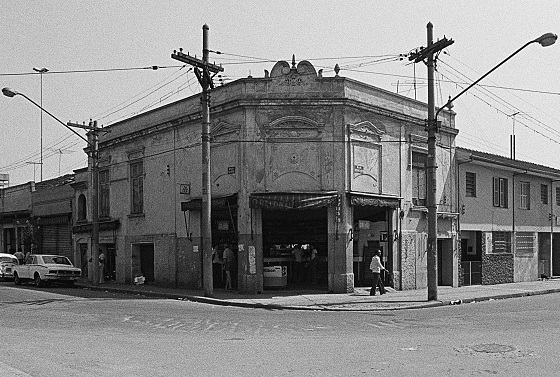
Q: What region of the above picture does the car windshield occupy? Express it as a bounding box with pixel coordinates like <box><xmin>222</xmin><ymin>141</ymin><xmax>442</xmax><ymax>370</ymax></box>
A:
<box><xmin>42</xmin><ymin>256</ymin><xmax>72</xmax><ymax>265</ymax></box>
<box><xmin>0</xmin><ymin>256</ymin><xmax>17</xmax><ymax>264</ymax></box>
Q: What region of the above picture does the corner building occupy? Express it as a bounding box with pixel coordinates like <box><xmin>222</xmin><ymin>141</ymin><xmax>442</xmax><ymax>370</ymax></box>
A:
<box><xmin>84</xmin><ymin>59</ymin><xmax>458</xmax><ymax>293</ymax></box>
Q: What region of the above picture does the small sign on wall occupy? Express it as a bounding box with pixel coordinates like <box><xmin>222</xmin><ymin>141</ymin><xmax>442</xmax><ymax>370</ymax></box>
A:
<box><xmin>180</xmin><ymin>184</ymin><xmax>191</xmax><ymax>194</ymax></box>
<box><xmin>380</xmin><ymin>231</ymin><xmax>388</xmax><ymax>242</ymax></box>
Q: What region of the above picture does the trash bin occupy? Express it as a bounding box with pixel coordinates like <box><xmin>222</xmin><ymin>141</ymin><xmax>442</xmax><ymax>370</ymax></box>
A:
<box><xmin>263</xmin><ymin>265</ymin><xmax>287</xmax><ymax>288</ymax></box>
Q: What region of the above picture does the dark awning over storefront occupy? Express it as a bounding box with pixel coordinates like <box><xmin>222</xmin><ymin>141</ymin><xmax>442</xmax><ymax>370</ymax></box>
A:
<box><xmin>348</xmin><ymin>192</ymin><xmax>400</xmax><ymax>209</ymax></box>
<box><xmin>250</xmin><ymin>192</ymin><xmax>338</xmax><ymax>210</ymax></box>
<box><xmin>181</xmin><ymin>194</ymin><xmax>237</xmax><ymax>211</ymax></box>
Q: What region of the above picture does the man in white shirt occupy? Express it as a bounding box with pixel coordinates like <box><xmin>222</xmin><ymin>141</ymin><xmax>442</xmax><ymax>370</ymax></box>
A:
<box><xmin>369</xmin><ymin>249</ymin><xmax>387</xmax><ymax>296</ymax></box>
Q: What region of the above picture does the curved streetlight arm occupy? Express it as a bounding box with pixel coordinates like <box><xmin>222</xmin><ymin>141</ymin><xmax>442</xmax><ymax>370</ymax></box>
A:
<box><xmin>2</xmin><ymin>88</ymin><xmax>90</xmax><ymax>145</ymax></box>
<box><xmin>436</xmin><ymin>34</ymin><xmax>557</xmax><ymax>120</ymax></box>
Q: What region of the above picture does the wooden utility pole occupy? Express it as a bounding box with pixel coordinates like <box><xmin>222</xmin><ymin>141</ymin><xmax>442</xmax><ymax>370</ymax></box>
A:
<box><xmin>409</xmin><ymin>22</ymin><xmax>453</xmax><ymax>301</ymax></box>
<box><xmin>171</xmin><ymin>24</ymin><xmax>223</xmax><ymax>297</ymax></box>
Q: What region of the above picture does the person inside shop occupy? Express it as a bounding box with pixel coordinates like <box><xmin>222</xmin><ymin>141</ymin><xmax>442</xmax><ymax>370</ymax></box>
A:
<box><xmin>292</xmin><ymin>244</ymin><xmax>304</xmax><ymax>283</ymax></box>
<box><xmin>308</xmin><ymin>244</ymin><xmax>318</xmax><ymax>284</ymax></box>
<box><xmin>369</xmin><ymin>249</ymin><xmax>387</xmax><ymax>296</ymax></box>
<box><xmin>222</xmin><ymin>243</ymin><xmax>235</xmax><ymax>290</ymax></box>
<box><xmin>212</xmin><ymin>244</ymin><xmax>224</xmax><ymax>287</ymax></box>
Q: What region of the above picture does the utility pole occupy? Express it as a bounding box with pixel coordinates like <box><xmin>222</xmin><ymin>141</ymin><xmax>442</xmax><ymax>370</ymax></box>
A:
<box><xmin>409</xmin><ymin>22</ymin><xmax>454</xmax><ymax>301</ymax></box>
<box><xmin>171</xmin><ymin>24</ymin><xmax>223</xmax><ymax>297</ymax></box>
<box><xmin>510</xmin><ymin>112</ymin><xmax>520</xmax><ymax>160</ymax></box>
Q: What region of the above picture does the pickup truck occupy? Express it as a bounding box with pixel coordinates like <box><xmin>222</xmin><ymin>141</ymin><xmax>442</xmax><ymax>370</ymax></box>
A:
<box><xmin>14</xmin><ymin>254</ymin><xmax>81</xmax><ymax>287</ymax></box>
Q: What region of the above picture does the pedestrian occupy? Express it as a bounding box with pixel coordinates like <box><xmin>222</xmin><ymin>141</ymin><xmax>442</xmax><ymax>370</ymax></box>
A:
<box><xmin>222</xmin><ymin>244</ymin><xmax>235</xmax><ymax>290</ymax></box>
<box><xmin>369</xmin><ymin>249</ymin><xmax>387</xmax><ymax>296</ymax></box>
<box><xmin>14</xmin><ymin>249</ymin><xmax>24</xmax><ymax>265</ymax></box>
<box><xmin>98</xmin><ymin>250</ymin><xmax>106</xmax><ymax>284</ymax></box>
<box><xmin>212</xmin><ymin>245</ymin><xmax>223</xmax><ymax>287</ymax></box>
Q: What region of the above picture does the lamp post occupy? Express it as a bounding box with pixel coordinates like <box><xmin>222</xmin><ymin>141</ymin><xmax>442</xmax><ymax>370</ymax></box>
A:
<box><xmin>2</xmin><ymin>87</ymin><xmax>101</xmax><ymax>286</ymax></box>
<box><xmin>425</xmin><ymin>29</ymin><xmax>557</xmax><ymax>300</ymax></box>
<box><xmin>33</xmin><ymin>67</ymin><xmax>48</xmax><ymax>181</ymax></box>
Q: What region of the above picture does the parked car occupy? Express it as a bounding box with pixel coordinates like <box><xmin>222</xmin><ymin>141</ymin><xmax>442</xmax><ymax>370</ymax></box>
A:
<box><xmin>13</xmin><ymin>254</ymin><xmax>81</xmax><ymax>287</ymax></box>
<box><xmin>0</xmin><ymin>253</ymin><xmax>18</xmax><ymax>281</ymax></box>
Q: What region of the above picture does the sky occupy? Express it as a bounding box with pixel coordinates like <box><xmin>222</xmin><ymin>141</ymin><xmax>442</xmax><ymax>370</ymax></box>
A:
<box><xmin>2</xmin><ymin>1</ymin><xmax>560</xmax><ymax>186</ymax></box>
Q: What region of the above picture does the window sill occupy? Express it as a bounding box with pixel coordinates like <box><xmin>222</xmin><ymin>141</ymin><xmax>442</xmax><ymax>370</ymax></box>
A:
<box><xmin>127</xmin><ymin>213</ymin><xmax>145</xmax><ymax>219</ymax></box>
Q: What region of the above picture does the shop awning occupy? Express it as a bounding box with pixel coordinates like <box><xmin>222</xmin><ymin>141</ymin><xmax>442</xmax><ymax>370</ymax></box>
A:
<box><xmin>348</xmin><ymin>192</ymin><xmax>400</xmax><ymax>209</ymax></box>
<box><xmin>250</xmin><ymin>192</ymin><xmax>338</xmax><ymax>210</ymax></box>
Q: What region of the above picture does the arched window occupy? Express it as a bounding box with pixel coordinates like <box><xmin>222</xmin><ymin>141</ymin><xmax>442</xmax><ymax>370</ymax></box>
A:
<box><xmin>78</xmin><ymin>194</ymin><xmax>87</xmax><ymax>221</ymax></box>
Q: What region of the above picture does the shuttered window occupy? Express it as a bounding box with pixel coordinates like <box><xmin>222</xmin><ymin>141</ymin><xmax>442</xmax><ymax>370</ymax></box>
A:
<box><xmin>466</xmin><ymin>172</ymin><xmax>476</xmax><ymax>197</ymax></box>
<box><xmin>412</xmin><ymin>152</ymin><xmax>427</xmax><ymax>206</ymax></box>
<box><xmin>541</xmin><ymin>184</ymin><xmax>548</xmax><ymax>204</ymax></box>
<box><xmin>130</xmin><ymin>161</ymin><xmax>144</xmax><ymax>214</ymax></box>
<box><xmin>493</xmin><ymin>177</ymin><xmax>508</xmax><ymax>208</ymax></box>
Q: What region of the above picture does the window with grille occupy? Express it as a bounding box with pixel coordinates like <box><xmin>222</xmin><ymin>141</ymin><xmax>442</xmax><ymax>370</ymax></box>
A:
<box><xmin>520</xmin><ymin>181</ymin><xmax>530</xmax><ymax>210</ymax></box>
<box><xmin>412</xmin><ymin>152</ymin><xmax>427</xmax><ymax>206</ymax></box>
<box><xmin>99</xmin><ymin>169</ymin><xmax>110</xmax><ymax>218</ymax></box>
<box><xmin>556</xmin><ymin>187</ymin><xmax>560</xmax><ymax>206</ymax></box>
<box><xmin>130</xmin><ymin>161</ymin><xmax>144</xmax><ymax>214</ymax></box>
<box><xmin>515</xmin><ymin>232</ymin><xmax>535</xmax><ymax>256</ymax></box>
<box><xmin>492</xmin><ymin>231</ymin><xmax>511</xmax><ymax>253</ymax></box>
<box><xmin>493</xmin><ymin>177</ymin><xmax>508</xmax><ymax>208</ymax></box>
<box><xmin>465</xmin><ymin>172</ymin><xmax>476</xmax><ymax>197</ymax></box>
<box><xmin>541</xmin><ymin>184</ymin><xmax>549</xmax><ymax>204</ymax></box>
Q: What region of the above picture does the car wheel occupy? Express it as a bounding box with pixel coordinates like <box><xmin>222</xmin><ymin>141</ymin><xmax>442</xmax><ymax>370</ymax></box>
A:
<box><xmin>14</xmin><ymin>272</ymin><xmax>21</xmax><ymax>285</ymax></box>
<box><xmin>34</xmin><ymin>273</ymin><xmax>43</xmax><ymax>287</ymax></box>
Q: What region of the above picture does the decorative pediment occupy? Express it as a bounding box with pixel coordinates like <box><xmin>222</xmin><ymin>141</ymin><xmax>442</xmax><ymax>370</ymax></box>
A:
<box><xmin>349</xmin><ymin>121</ymin><xmax>385</xmax><ymax>143</ymax></box>
<box><xmin>269</xmin><ymin>56</ymin><xmax>317</xmax><ymax>78</ymax></box>
<box><xmin>264</xmin><ymin>116</ymin><xmax>323</xmax><ymax>139</ymax></box>
<box><xmin>211</xmin><ymin>121</ymin><xmax>240</xmax><ymax>139</ymax></box>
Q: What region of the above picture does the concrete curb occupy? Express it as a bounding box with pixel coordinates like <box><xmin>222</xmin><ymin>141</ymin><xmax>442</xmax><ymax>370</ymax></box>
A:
<box><xmin>76</xmin><ymin>284</ymin><xmax>560</xmax><ymax>312</ymax></box>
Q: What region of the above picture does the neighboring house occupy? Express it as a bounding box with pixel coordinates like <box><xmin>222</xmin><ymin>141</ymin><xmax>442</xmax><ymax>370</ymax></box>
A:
<box><xmin>456</xmin><ymin>147</ymin><xmax>560</xmax><ymax>285</ymax></box>
<box><xmin>72</xmin><ymin>167</ymin><xmax>120</xmax><ymax>280</ymax></box>
<box><xmin>75</xmin><ymin>58</ymin><xmax>458</xmax><ymax>293</ymax></box>
<box><xmin>0</xmin><ymin>175</ymin><xmax>75</xmax><ymax>261</ymax></box>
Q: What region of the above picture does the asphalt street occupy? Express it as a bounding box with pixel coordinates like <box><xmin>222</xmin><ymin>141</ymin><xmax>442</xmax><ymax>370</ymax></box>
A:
<box><xmin>1</xmin><ymin>283</ymin><xmax>559</xmax><ymax>376</ymax></box>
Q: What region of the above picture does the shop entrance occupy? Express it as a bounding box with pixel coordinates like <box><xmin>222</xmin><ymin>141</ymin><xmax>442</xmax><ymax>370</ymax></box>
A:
<box><xmin>353</xmin><ymin>205</ymin><xmax>392</xmax><ymax>287</ymax></box>
<box><xmin>262</xmin><ymin>208</ymin><xmax>328</xmax><ymax>288</ymax></box>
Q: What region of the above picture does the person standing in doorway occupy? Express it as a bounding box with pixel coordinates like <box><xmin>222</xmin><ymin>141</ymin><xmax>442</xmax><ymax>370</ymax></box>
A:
<box><xmin>222</xmin><ymin>244</ymin><xmax>235</xmax><ymax>290</ymax></box>
<box><xmin>292</xmin><ymin>244</ymin><xmax>303</xmax><ymax>283</ymax></box>
<box><xmin>98</xmin><ymin>250</ymin><xmax>106</xmax><ymax>284</ymax></box>
<box><xmin>212</xmin><ymin>245</ymin><xmax>223</xmax><ymax>287</ymax></box>
<box><xmin>369</xmin><ymin>249</ymin><xmax>387</xmax><ymax>296</ymax></box>
<box><xmin>309</xmin><ymin>245</ymin><xmax>318</xmax><ymax>284</ymax></box>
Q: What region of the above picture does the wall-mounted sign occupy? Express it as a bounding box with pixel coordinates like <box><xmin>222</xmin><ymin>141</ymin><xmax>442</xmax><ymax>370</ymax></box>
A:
<box><xmin>380</xmin><ymin>231</ymin><xmax>388</xmax><ymax>242</ymax></box>
<box><xmin>228</xmin><ymin>166</ymin><xmax>236</xmax><ymax>174</ymax></box>
<box><xmin>180</xmin><ymin>184</ymin><xmax>190</xmax><ymax>194</ymax></box>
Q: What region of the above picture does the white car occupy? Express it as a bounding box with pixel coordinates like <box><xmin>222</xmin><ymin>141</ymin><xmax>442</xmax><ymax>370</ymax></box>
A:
<box><xmin>13</xmin><ymin>254</ymin><xmax>81</xmax><ymax>287</ymax></box>
<box><xmin>0</xmin><ymin>253</ymin><xmax>18</xmax><ymax>281</ymax></box>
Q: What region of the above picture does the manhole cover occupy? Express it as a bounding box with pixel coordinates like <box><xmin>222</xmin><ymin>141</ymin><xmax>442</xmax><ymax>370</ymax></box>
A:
<box><xmin>470</xmin><ymin>344</ymin><xmax>516</xmax><ymax>353</ymax></box>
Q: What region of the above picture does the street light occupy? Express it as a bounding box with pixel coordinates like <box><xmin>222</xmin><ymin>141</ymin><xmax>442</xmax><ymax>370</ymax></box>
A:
<box><xmin>2</xmin><ymin>87</ymin><xmax>101</xmax><ymax>286</ymax></box>
<box><xmin>425</xmin><ymin>28</ymin><xmax>557</xmax><ymax>301</ymax></box>
<box><xmin>33</xmin><ymin>67</ymin><xmax>48</xmax><ymax>181</ymax></box>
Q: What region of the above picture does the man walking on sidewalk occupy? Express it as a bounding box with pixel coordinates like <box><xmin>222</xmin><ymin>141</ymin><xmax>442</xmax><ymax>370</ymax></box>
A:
<box><xmin>370</xmin><ymin>249</ymin><xmax>387</xmax><ymax>296</ymax></box>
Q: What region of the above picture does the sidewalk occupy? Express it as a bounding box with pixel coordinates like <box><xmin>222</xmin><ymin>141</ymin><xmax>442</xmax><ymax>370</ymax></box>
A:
<box><xmin>75</xmin><ymin>278</ymin><xmax>560</xmax><ymax>311</ymax></box>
